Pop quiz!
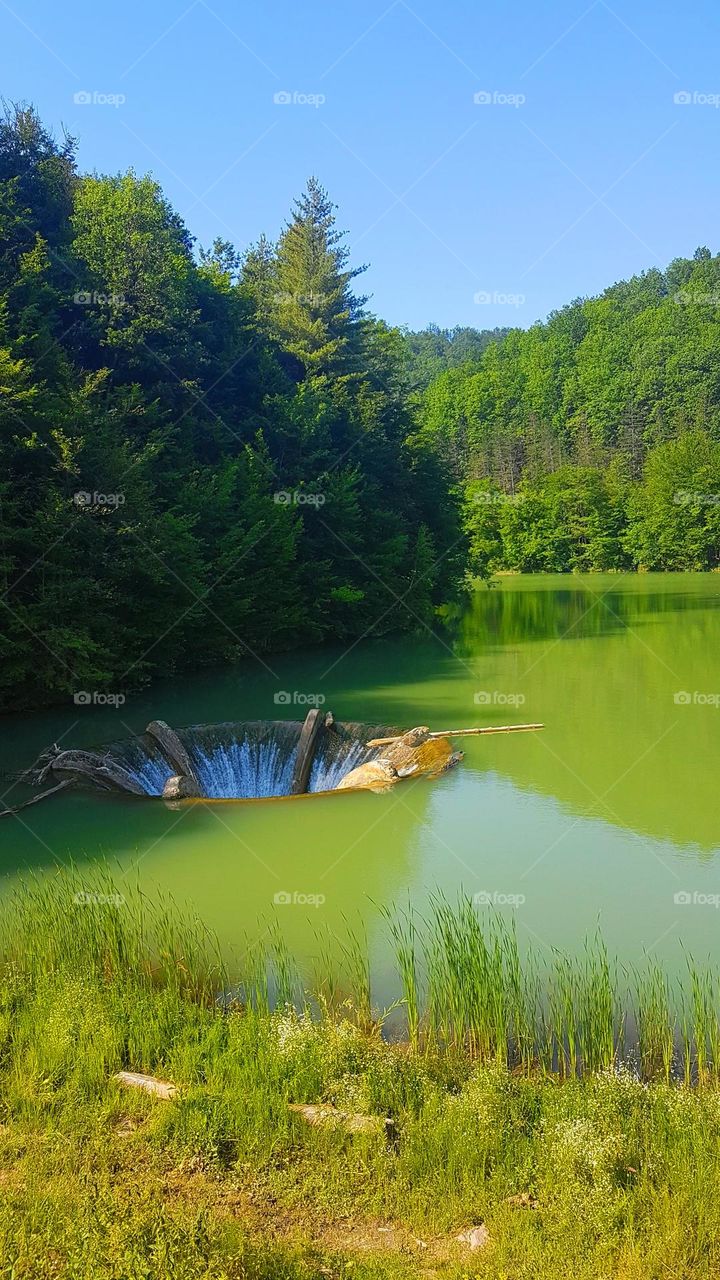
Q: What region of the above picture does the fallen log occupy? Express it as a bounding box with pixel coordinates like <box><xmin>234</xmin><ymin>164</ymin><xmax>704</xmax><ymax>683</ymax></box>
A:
<box><xmin>0</xmin><ymin>779</ymin><xmax>73</xmax><ymax>818</ymax></box>
<box><xmin>113</xmin><ymin>1070</ymin><xmax>177</xmax><ymax>1100</ymax></box>
<box><xmin>288</xmin><ymin>1102</ymin><xmax>389</xmax><ymax>1135</ymax></box>
<box><xmin>366</xmin><ymin>723</ymin><xmax>544</xmax><ymax>747</ymax></box>
<box><xmin>50</xmin><ymin>750</ymin><xmax>147</xmax><ymax>796</ymax></box>
<box><xmin>145</xmin><ymin>720</ymin><xmax>204</xmax><ymax>795</ymax></box>
<box><xmin>290</xmin><ymin>707</ymin><xmax>327</xmax><ymax>795</ymax></box>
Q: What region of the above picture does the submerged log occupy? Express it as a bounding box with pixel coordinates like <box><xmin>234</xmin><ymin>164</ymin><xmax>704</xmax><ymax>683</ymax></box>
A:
<box><xmin>0</xmin><ymin>779</ymin><xmax>73</xmax><ymax>818</ymax></box>
<box><xmin>145</xmin><ymin>720</ymin><xmax>204</xmax><ymax>795</ymax></box>
<box><xmin>290</xmin><ymin>707</ymin><xmax>327</xmax><ymax>795</ymax></box>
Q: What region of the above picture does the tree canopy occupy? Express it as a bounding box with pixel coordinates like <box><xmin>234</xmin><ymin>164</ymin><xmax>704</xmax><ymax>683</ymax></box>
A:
<box><xmin>0</xmin><ymin>105</ymin><xmax>460</xmax><ymax>711</ymax></box>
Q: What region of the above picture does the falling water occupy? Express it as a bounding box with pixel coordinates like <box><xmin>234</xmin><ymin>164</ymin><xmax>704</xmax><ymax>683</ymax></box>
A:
<box><xmin>310</xmin><ymin>722</ymin><xmax>393</xmax><ymax>791</ymax></box>
<box><xmin>189</xmin><ymin>722</ymin><xmax>302</xmax><ymax>799</ymax></box>
<box><xmin>104</xmin><ymin>719</ymin><xmax>397</xmax><ymax>800</ymax></box>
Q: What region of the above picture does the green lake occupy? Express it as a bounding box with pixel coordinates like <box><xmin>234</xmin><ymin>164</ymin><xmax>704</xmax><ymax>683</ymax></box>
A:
<box><xmin>2</xmin><ymin>573</ymin><xmax>720</xmax><ymax>997</ymax></box>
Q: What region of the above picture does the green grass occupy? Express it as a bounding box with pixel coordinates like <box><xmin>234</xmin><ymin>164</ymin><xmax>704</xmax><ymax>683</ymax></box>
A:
<box><xmin>2</xmin><ymin>871</ymin><xmax>720</xmax><ymax>1276</ymax></box>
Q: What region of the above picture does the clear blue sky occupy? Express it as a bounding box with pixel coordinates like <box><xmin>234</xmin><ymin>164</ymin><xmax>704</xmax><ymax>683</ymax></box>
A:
<box><xmin>1</xmin><ymin>0</ymin><xmax>718</xmax><ymax>330</ymax></box>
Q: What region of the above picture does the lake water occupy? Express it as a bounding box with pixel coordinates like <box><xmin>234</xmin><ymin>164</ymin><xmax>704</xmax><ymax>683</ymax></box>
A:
<box><xmin>2</xmin><ymin>574</ymin><xmax>720</xmax><ymax>997</ymax></box>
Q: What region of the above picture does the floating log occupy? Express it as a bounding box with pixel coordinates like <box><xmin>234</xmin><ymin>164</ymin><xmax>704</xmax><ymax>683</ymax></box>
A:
<box><xmin>113</xmin><ymin>1070</ymin><xmax>177</xmax><ymax>1100</ymax></box>
<box><xmin>50</xmin><ymin>749</ymin><xmax>147</xmax><ymax>795</ymax></box>
<box><xmin>290</xmin><ymin>707</ymin><xmax>327</xmax><ymax>795</ymax></box>
<box><xmin>145</xmin><ymin>720</ymin><xmax>204</xmax><ymax>795</ymax></box>
<box><xmin>366</xmin><ymin>723</ymin><xmax>544</xmax><ymax>747</ymax></box>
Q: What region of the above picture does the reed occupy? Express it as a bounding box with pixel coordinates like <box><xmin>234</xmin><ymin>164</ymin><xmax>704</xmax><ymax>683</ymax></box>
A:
<box><xmin>5</xmin><ymin>872</ymin><xmax>720</xmax><ymax>1083</ymax></box>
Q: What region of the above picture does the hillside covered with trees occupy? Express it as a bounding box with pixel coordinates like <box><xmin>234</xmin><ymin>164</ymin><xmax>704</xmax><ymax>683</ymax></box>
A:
<box><xmin>3</xmin><ymin>104</ymin><xmax>720</xmax><ymax>713</ymax></box>
<box><xmin>418</xmin><ymin>251</ymin><xmax>720</xmax><ymax>577</ymax></box>
<box><xmin>0</xmin><ymin>106</ymin><xmax>461</xmax><ymax>711</ymax></box>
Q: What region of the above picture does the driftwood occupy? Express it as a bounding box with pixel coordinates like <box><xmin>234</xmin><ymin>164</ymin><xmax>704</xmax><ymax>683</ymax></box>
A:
<box><xmin>145</xmin><ymin>720</ymin><xmax>204</xmax><ymax>795</ymax></box>
<box><xmin>290</xmin><ymin>707</ymin><xmax>326</xmax><ymax>795</ymax></box>
<box><xmin>366</xmin><ymin>723</ymin><xmax>544</xmax><ymax>747</ymax></box>
<box><xmin>288</xmin><ymin>1102</ymin><xmax>389</xmax><ymax>1135</ymax></box>
<box><xmin>337</xmin><ymin>727</ymin><xmax>454</xmax><ymax>791</ymax></box>
<box><xmin>113</xmin><ymin>1070</ymin><xmax>177</xmax><ymax>1099</ymax></box>
<box><xmin>51</xmin><ymin>749</ymin><xmax>147</xmax><ymax>796</ymax></box>
<box><xmin>0</xmin><ymin>778</ymin><xmax>73</xmax><ymax>818</ymax></box>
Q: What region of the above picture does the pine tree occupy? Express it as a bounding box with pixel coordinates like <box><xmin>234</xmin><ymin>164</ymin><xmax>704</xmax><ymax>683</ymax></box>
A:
<box><xmin>271</xmin><ymin>177</ymin><xmax>367</xmax><ymax>378</ymax></box>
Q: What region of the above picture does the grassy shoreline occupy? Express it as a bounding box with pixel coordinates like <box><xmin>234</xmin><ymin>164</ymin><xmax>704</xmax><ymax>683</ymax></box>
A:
<box><xmin>2</xmin><ymin>873</ymin><xmax>720</xmax><ymax>1277</ymax></box>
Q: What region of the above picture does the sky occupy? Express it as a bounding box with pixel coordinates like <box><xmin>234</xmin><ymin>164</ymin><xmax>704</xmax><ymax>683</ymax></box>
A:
<box><xmin>1</xmin><ymin>0</ymin><xmax>719</xmax><ymax>331</ymax></box>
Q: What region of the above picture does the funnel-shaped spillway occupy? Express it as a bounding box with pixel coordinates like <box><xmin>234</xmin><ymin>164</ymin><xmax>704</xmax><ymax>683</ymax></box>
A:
<box><xmin>103</xmin><ymin>720</ymin><xmax>397</xmax><ymax>799</ymax></box>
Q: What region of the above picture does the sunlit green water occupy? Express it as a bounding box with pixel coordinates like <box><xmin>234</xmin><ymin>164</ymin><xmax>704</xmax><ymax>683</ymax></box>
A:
<box><xmin>2</xmin><ymin>574</ymin><xmax>720</xmax><ymax>995</ymax></box>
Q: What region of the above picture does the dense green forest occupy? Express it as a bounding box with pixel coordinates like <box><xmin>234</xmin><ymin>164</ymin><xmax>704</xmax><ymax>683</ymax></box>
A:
<box><xmin>3</xmin><ymin>103</ymin><xmax>720</xmax><ymax>712</ymax></box>
<box><xmin>0</xmin><ymin>106</ymin><xmax>462</xmax><ymax>711</ymax></box>
<box><xmin>418</xmin><ymin>250</ymin><xmax>720</xmax><ymax>577</ymax></box>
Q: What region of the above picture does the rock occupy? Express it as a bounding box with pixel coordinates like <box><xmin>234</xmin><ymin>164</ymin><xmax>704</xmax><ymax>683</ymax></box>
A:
<box><xmin>162</xmin><ymin>774</ymin><xmax>202</xmax><ymax>800</ymax></box>
<box><xmin>335</xmin><ymin>760</ymin><xmax>397</xmax><ymax>791</ymax></box>
<box><xmin>440</xmin><ymin>750</ymin><xmax>465</xmax><ymax>773</ymax></box>
<box><xmin>456</xmin><ymin>1224</ymin><xmax>490</xmax><ymax>1251</ymax></box>
<box><xmin>335</xmin><ymin>726</ymin><xmax>455</xmax><ymax>791</ymax></box>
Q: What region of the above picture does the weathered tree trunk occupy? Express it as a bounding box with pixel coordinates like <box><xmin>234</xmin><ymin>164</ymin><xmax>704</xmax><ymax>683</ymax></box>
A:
<box><xmin>145</xmin><ymin>720</ymin><xmax>204</xmax><ymax>795</ymax></box>
<box><xmin>50</xmin><ymin>750</ymin><xmax>147</xmax><ymax>796</ymax></box>
<box><xmin>336</xmin><ymin>727</ymin><xmax>454</xmax><ymax>791</ymax></box>
<box><xmin>0</xmin><ymin>779</ymin><xmax>73</xmax><ymax>817</ymax></box>
<box><xmin>290</xmin><ymin>708</ymin><xmax>326</xmax><ymax>795</ymax></box>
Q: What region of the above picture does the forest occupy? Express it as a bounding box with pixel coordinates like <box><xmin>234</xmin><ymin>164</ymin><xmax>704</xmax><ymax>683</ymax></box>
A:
<box><xmin>2</xmin><ymin>103</ymin><xmax>720</xmax><ymax>712</ymax></box>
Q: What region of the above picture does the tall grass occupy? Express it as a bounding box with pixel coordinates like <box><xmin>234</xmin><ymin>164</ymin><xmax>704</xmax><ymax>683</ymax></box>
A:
<box><xmin>0</xmin><ymin>867</ymin><xmax>225</xmax><ymax>1003</ymax></box>
<box><xmin>387</xmin><ymin>894</ymin><xmax>719</xmax><ymax>1082</ymax></box>
<box><xmin>3</xmin><ymin>872</ymin><xmax>720</xmax><ymax>1084</ymax></box>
